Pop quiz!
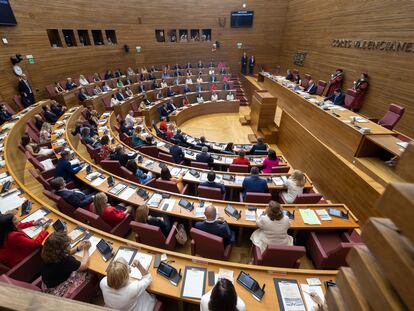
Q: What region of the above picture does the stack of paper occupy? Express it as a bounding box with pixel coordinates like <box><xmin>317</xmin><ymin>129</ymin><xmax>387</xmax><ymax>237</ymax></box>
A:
<box><xmin>299</xmin><ymin>209</ymin><xmax>321</xmax><ymax>225</ymax></box>
<box><xmin>315</xmin><ymin>209</ymin><xmax>332</xmax><ymax>221</ymax></box>
<box><xmin>235</xmin><ymin>176</ymin><xmax>245</xmax><ymax>184</ymax></box>
<box><xmin>272</xmin><ymin>176</ymin><xmax>284</xmax><ymax>186</ymax></box>
<box><xmin>217</xmin><ymin>268</ymin><xmax>234</xmax><ymax>282</ymax></box>
<box><xmin>147</xmin><ymin>193</ymin><xmax>162</xmax><ymax>207</ymax></box>
<box><xmin>118</xmin><ymin>187</ymin><xmax>136</xmax><ymax>200</ymax></box>
<box><xmin>0</xmin><ymin>192</ymin><xmax>26</xmax><ymax>213</ymax></box>
<box><xmin>300</xmin><ymin>284</ymin><xmax>325</xmax><ymax>311</ymax></box>
<box><xmin>159</xmin><ymin>199</ymin><xmax>175</xmax><ymax>212</ymax></box>
<box><xmin>245</xmin><ymin>210</ymin><xmax>256</xmax><ymax>221</ymax></box>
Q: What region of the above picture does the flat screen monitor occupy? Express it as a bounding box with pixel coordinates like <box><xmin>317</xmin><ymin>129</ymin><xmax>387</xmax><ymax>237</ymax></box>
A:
<box><xmin>231</xmin><ymin>11</ymin><xmax>254</xmax><ymax>28</ymax></box>
<box><xmin>0</xmin><ymin>0</ymin><xmax>17</xmax><ymax>26</ymax></box>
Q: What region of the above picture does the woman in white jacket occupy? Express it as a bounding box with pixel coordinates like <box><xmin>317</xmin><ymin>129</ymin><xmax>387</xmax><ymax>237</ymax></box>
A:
<box><xmin>100</xmin><ymin>257</ymin><xmax>157</xmax><ymax>311</ymax></box>
<box><xmin>250</xmin><ymin>200</ymin><xmax>293</xmax><ymax>253</ymax></box>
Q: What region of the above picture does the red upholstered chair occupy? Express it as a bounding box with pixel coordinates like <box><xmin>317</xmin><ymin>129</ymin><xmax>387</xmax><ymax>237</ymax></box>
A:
<box><xmin>316</xmin><ymin>80</ymin><xmax>327</xmax><ymax>96</ymax></box>
<box><xmin>229</xmin><ymin>164</ymin><xmax>249</xmax><ymax>173</ymax></box>
<box><xmin>138</xmin><ymin>145</ymin><xmax>158</xmax><ymax>157</ymax></box>
<box><xmin>197</xmin><ymin>185</ymin><xmax>225</xmax><ymax>200</ymax></box>
<box><xmin>29</xmin><ymin>168</ymin><xmax>53</xmax><ymax>191</ymax></box>
<box><xmin>102</xmin><ymin>95</ymin><xmax>113</xmax><ymax>111</ymax></box>
<box><xmin>252</xmin><ymin>244</ymin><xmax>306</xmax><ymax>268</ymax></box>
<box><xmin>378</xmin><ymin>104</ymin><xmax>405</xmax><ymax>130</ymax></box>
<box><xmin>85</xmin><ymin>144</ymin><xmax>100</xmax><ymax>164</ymax></box>
<box><xmin>1</xmin><ymin>102</ymin><xmax>16</xmax><ymax>115</ymax></box>
<box><xmin>301</xmin><ymin>74</ymin><xmax>311</xmax><ymax>89</ymax></box>
<box><xmin>306</xmin><ymin>230</ymin><xmax>364</xmax><ymax>269</ymax></box>
<box><xmin>45</xmin><ymin>85</ymin><xmax>56</xmax><ymax>98</ymax></box>
<box><xmin>0</xmin><ymin>248</ymin><xmax>43</xmax><ymax>282</ymax></box>
<box><xmin>120</xmin><ymin>166</ymin><xmax>138</xmax><ymax>182</ymax></box>
<box><xmin>240</xmin><ymin>192</ymin><xmax>272</xmax><ymax>204</ymax></box>
<box><xmin>147</xmin><ymin>179</ymin><xmax>188</xmax><ymax>194</ymax></box>
<box><xmin>120</xmin><ymin>133</ymin><xmax>132</xmax><ymax>146</ymax></box>
<box><xmin>86</xmin><ymin>85</ymin><xmax>94</xmax><ymax>96</ymax></box>
<box><xmin>159</xmin><ymin>152</ymin><xmax>177</xmax><ymax>164</ymax></box>
<box><xmin>280</xmin><ymin>193</ymin><xmax>323</xmax><ymax>204</ymax></box>
<box><xmin>191</xmin><ymin>161</ymin><xmax>209</xmax><ymax>169</ymax></box>
<box><xmin>0</xmin><ymin>275</ymin><xmax>40</xmax><ymax>291</ymax></box>
<box><xmin>12</xmin><ymin>95</ymin><xmax>25</xmax><ymax>111</ymax></box>
<box><xmin>74</xmin><ymin>208</ymin><xmax>132</xmax><ymax>238</ymax></box>
<box><xmin>344</xmin><ymin>89</ymin><xmax>357</xmax><ymax>110</ymax></box>
<box><xmin>59</xmin><ymin>80</ymin><xmax>67</xmax><ymax>90</ymax></box>
<box><xmin>130</xmin><ymin>221</ymin><xmax>178</xmax><ymax>250</ymax></box>
<box><xmin>271</xmin><ymin>166</ymin><xmax>290</xmax><ymax>173</ymax></box>
<box><xmin>43</xmin><ymin>190</ymin><xmax>79</xmax><ymax>219</ymax></box>
<box><xmin>25</xmin><ymin>152</ymin><xmax>55</xmax><ymax>179</ymax></box>
<box><xmin>100</xmin><ymin>160</ymin><xmax>122</xmax><ymax>174</ymax></box>
<box><xmin>99</xmin><ymin>72</ymin><xmax>106</xmax><ymax>80</ymax></box>
<box><xmin>190</xmin><ymin>228</ymin><xmax>232</xmax><ymax>260</ymax></box>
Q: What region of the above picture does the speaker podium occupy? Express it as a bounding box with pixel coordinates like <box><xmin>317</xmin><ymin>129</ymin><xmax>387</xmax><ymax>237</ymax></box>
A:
<box><xmin>249</xmin><ymin>90</ymin><xmax>278</xmax><ymax>143</ymax></box>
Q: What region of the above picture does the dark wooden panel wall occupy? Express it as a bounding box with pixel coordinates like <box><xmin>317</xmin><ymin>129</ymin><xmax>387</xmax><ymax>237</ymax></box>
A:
<box><xmin>278</xmin><ymin>0</ymin><xmax>414</xmax><ymax>137</ymax></box>
<box><xmin>0</xmin><ymin>0</ymin><xmax>287</xmax><ymax>104</ymax></box>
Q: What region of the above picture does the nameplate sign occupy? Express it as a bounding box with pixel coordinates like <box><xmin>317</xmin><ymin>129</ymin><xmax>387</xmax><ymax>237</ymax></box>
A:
<box><xmin>332</xmin><ymin>39</ymin><xmax>414</xmax><ymax>53</ymax></box>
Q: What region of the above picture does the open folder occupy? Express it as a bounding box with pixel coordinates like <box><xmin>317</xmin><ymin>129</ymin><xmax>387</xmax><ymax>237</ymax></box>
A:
<box><xmin>180</xmin><ymin>266</ymin><xmax>207</xmax><ymax>300</ymax></box>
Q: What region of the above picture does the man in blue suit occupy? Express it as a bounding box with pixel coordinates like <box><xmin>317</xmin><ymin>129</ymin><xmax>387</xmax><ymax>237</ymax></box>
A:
<box><xmin>54</xmin><ymin>150</ymin><xmax>83</xmax><ymax>182</ymax></box>
<box><xmin>183</xmin><ymin>84</ymin><xmax>191</xmax><ymax>93</ymax></box>
<box><xmin>194</xmin><ymin>205</ymin><xmax>235</xmax><ymax>246</ymax></box>
<box><xmin>115</xmin><ymin>90</ymin><xmax>125</xmax><ymax>101</ymax></box>
<box><xmin>209</xmin><ymin>74</ymin><xmax>217</xmax><ymax>83</ymax></box>
<box><xmin>242</xmin><ymin>167</ymin><xmax>268</xmax><ymax>194</ymax></box>
<box><xmin>200</xmin><ymin>171</ymin><xmax>225</xmax><ymax>195</ymax></box>
<box><xmin>196</xmin><ymin>146</ymin><xmax>214</xmax><ymax>168</ymax></box>
<box><xmin>305</xmin><ymin>80</ymin><xmax>317</xmax><ymax>95</ymax></box>
<box><xmin>169</xmin><ymin>144</ymin><xmax>184</xmax><ymax>164</ymax></box>
<box><xmin>50</xmin><ymin>177</ymin><xmax>94</xmax><ymax>208</ymax></box>
<box><xmin>325</xmin><ymin>88</ymin><xmax>345</xmax><ymax>106</ymax></box>
<box><xmin>158</xmin><ymin>104</ymin><xmax>170</xmax><ymax>120</ymax></box>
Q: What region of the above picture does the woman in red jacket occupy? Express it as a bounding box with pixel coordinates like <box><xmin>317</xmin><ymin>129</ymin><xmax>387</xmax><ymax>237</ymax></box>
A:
<box><xmin>92</xmin><ymin>192</ymin><xmax>132</xmax><ymax>227</ymax></box>
<box><xmin>0</xmin><ymin>213</ymin><xmax>49</xmax><ymax>268</ymax></box>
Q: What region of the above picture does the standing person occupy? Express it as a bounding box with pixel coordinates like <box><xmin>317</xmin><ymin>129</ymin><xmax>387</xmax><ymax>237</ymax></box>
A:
<box><xmin>241</xmin><ymin>52</ymin><xmax>248</xmax><ymax>75</ymax></box>
<box><xmin>18</xmin><ymin>74</ymin><xmax>35</xmax><ymax>107</ymax></box>
<box><xmin>248</xmin><ymin>55</ymin><xmax>255</xmax><ymax>75</ymax></box>
<box><xmin>352</xmin><ymin>72</ymin><xmax>369</xmax><ymax>111</ymax></box>
<box><xmin>326</xmin><ymin>69</ymin><xmax>344</xmax><ymax>97</ymax></box>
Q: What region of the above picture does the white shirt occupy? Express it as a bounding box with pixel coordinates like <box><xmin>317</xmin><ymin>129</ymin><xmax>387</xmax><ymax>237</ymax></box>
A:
<box><xmin>111</xmin><ymin>97</ymin><xmax>120</xmax><ymax>107</ymax></box>
<box><xmin>125</xmin><ymin>114</ymin><xmax>135</xmax><ymax>128</ymax></box>
<box><xmin>196</xmin><ymin>77</ymin><xmax>203</xmax><ymax>83</ymax></box>
<box><xmin>185</xmin><ymin>78</ymin><xmax>193</xmax><ymax>84</ymax></box>
<box><xmin>200</xmin><ymin>290</ymin><xmax>246</xmax><ymax>311</ymax></box>
<box><xmin>103</xmin><ymin>85</ymin><xmax>111</xmax><ymax>92</ymax></box>
<box><xmin>79</xmin><ymin>78</ymin><xmax>89</xmax><ymax>86</ymax></box>
<box><xmin>100</xmin><ymin>275</ymin><xmax>156</xmax><ymax>311</ymax></box>
<box><xmin>211</xmin><ymin>94</ymin><xmax>218</xmax><ymax>101</ymax></box>
<box><xmin>208</xmin><ymin>69</ymin><xmax>214</xmax><ymax>75</ymax></box>
<box><xmin>281</xmin><ymin>179</ymin><xmax>304</xmax><ymax>203</ymax></box>
<box><xmin>197</xmin><ymin>96</ymin><xmax>204</xmax><ymax>103</ymax></box>
<box><xmin>226</xmin><ymin>94</ymin><xmax>234</xmax><ymax>101</ymax></box>
<box><xmin>161</xmin><ymin>82</ymin><xmax>168</xmax><ymax>88</ymax></box>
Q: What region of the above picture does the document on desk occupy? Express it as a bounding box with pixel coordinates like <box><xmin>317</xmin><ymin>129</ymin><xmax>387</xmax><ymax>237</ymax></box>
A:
<box><xmin>181</xmin><ymin>267</ymin><xmax>207</xmax><ymax>300</ymax></box>
<box><xmin>245</xmin><ymin>210</ymin><xmax>256</xmax><ymax>221</ymax></box>
<box><xmin>118</xmin><ymin>186</ymin><xmax>136</xmax><ymax>200</ymax></box>
<box><xmin>21</xmin><ymin>207</ymin><xmax>51</xmax><ymax>238</ymax></box>
<box><xmin>75</xmin><ymin>235</ymin><xmax>100</xmax><ymax>257</ymax></box>
<box><xmin>130</xmin><ymin>252</ymin><xmax>153</xmax><ymax>279</ymax></box>
<box><xmin>195</xmin><ymin>207</ymin><xmax>205</xmax><ymax>218</ymax></box>
<box><xmin>224</xmin><ymin>157</ymin><xmax>233</xmax><ymax>164</ymax></box>
<box><xmin>91</xmin><ymin>176</ymin><xmax>107</xmax><ymax>187</ymax></box>
<box><xmin>272</xmin><ymin>176</ymin><xmax>284</xmax><ymax>186</ymax></box>
<box><xmin>274</xmin><ymin>278</ymin><xmax>306</xmax><ymax>311</ymax></box>
<box><xmin>299</xmin><ymin>209</ymin><xmax>321</xmax><ymax>225</ymax></box>
<box><xmin>315</xmin><ymin>209</ymin><xmax>331</xmax><ymax>221</ymax></box>
<box><xmin>0</xmin><ymin>191</ymin><xmax>25</xmax><ymax>213</ymax></box>
<box><xmin>147</xmin><ymin>193</ymin><xmax>163</xmax><ymax>207</ymax></box>
<box><xmin>170</xmin><ymin>167</ymin><xmax>182</xmax><ymax>176</ymax></box>
<box><xmin>300</xmin><ymin>284</ymin><xmax>324</xmax><ymax>311</ymax></box>
<box><xmin>235</xmin><ymin>176</ymin><xmax>245</xmax><ymax>184</ymax></box>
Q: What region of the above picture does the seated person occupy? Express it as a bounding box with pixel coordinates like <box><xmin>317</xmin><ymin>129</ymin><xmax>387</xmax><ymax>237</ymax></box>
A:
<box><xmin>21</xmin><ymin>134</ymin><xmax>53</xmax><ymax>157</ymax></box>
<box><xmin>159</xmin><ymin>117</ymin><xmax>168</xmax><ymax>132</ymax></box>
<box><xmin>226</xmin><ymin>91</ymin><xmax>234</xmax><ymax>101</ymax></box>
<box><xmin>158</xmin><ymin>104</ymin><xmax>170</xmax><ymax>120</ymax></box>
<box><xmin>211</xmin><ymin>91</ymin><xmax>218</xmax><ymax>101</ymax></box>
<box><xmin>250</xmin><ymin>201</ymin><xmax>293</xmax><ymax>253</ymax></box>
<box><xmin>0</xmin><ymin>212</ymin><xmax>49</xmax><ymax>268</ymax></box>
<box><xmin>160</xmin><ymin>166</ymin><xmax>185</xmax><ymax>192</ymax></box>
<box><xmin>110</xmin><ymin>94</ymin><xmax>120</xmax><ymax>107</ymax></box>
<box><xmin>116</xmin><ymin>79</ymin><xmax>124</xmax><ymax>88</ymax></box>
<box><xmin>305</xmin><ymin>79</ymin><xmax>317</xmax><ymax>94</ymax></box>
<box><xmin>65</xmin><ymin>78</ymin><xmax>77</xmax><ymax>90</ymax></box>
<box><xmin>156</xmin><ymin>90</ymin><xmax>163</xmax><ymax>100</ymax></box>
<box><xmin>223</xmin><ymin>82</ymin><xmax>230</xmax><ymax>91</ymax></box>
<box><xmin>77</xmin><ymin>88</ymin><xmax>89</xmax><ymax>102</ymax></box>
<box><xmin>33</xmin><ymin>114</ymin><xmax>44</xmax><ymax>131</ymax></box>
<box><xmin>79</xmin><ymin>75</ymin><xmax>89</xmax><ymax>86</ymax></box>
<box><xmin>196</xmin><ymin>74</ymin><xmax>203</xmax><ymax>83</ymax></box>
<box><xmin>50</xmin><ymin>177</ymin><xmax>94</xmax><ymax>208</ymax></box>
<box><xmin>100</xmin><ymin>256</ymin><xmax>157</xmax><ymax>311</ymax></box>
<box><xmin>132</xmin><ymin>126</ymin><xmax>146</xmax><ymax>147</ymax></box>
<box><xmin>208</xmin><ymin>60</ymin><xmax>215</xmax><ymax>68</ymax></box>
<box><xmin>160</xmin><ymin>79</ymin><xmax>168</xmax><ymax>88</ymax></box>
<box><xmin>41</xmin><ymin>232</ymin><xmax>90</xmax><ymax>297</ymax></box>
<box><xmin>125</xmin><ymin>78</ymin><xmax>133</xmax><ymax>85</ymax></box>
<box><xmin>115</xmin><ymin>69</ymin><xmax>123</xmax><ymax>77</ymax></box>
<box><xmin>169</xmin><ymin>144</ymin><xmax>184</xmax><ymax>163</ymax></box>
<box><xmin>242</xmin><ymin>167</ymin><xmax>269</xmax><ymax>194</ymax></box>
<box><xmin>182</xmin><ymin>96</ymin><xmax>190</xmax><ymax>107</ymax></box>
<box><xmin>224</xmin><ymin>142</ymin><xmax>234</xmax><ymax>154</ymax></box>
<box><xmin>196</xmin><ymin>93</ymin><xmax>205</xmax><ymax>104</ymax></box>
<box><xmin>0</xmin><ymin>103</ymin><xmax>13</xmax><ymax>125</ymax></box>
<box><xmin>210</xmin><ymin>83</ymin><xmax>218</xmax><ymax>92</ymax></box>
<box><xmin>125</xmin><ymin>86</ymin><xmax>133</xmax><ymax>97</ymax></box>
<box><xmin>325</xmin><ymin>88</ymin><xmax>345</xmax><ymax>106</ymax></box>
<box><xmin>124</xmin><ymin>110</ymin><xmax>135</xmax><ymax>128</ymax></box>
<box><xmin>261</xmin><ymin>149</ymin><xmax>279</xmax><ymax>173</ymax></box>
<box><xmin>115</xmin><ymin>90</ymin><xmax>125</xmax><ymax>101</ymax></box>
<box><xmin>39</xmin><ymin>122</ymin><xmax>52</xmax><ymax>144</ymax></box>
<box><xmin>197</xmin><ymin>60</ymin><xmax>204</xmax><ymax>68</ymax></box>
<box><xmin>104</xmin><ymin>70</ymin><xmax>114</xmax><ymax>80</ymax></box>
<box><xmin>81</xmin><ymin>127</ymin><xmax>100</xmax><ymax>147</ymax></box>
<box><xmin>166</xmin><ymin>86</ymin><xmax>175</xmax><ymax>97</ymax></box>
<box><xmin>280</xmin><ymin>170</ymin><xmax>306</xmax><ymax>203</ymax></box>
<box><xmin>196</xmin><ymin>146</ymin><xmax>214</xmax><ymax>167</ymax></box>
<box><xmin>110</xmin><ymin>145</ymin><xmax>136</xmax><ymax>166</ymax></box>
<box><xmin>185</xmin><ymin>77</ymin><xmax>193</xmax><ymax>84</ymax></box>
<box><xmin>55</xmin><ymin>150</ymin><xmax>83</xmax><ymax>182</ymax></box>
<box><xmin>250</xmin><ymin>137</ymin><xmax>267</xmax><ymax>154</ymax></box>
<box><xmin>135</xmin><ymin>204</ymin><xmax>172</xmax><ymax>237</ymax></box>
<box><xmin>173</xmin><ymin>77</ymin><xmax>180</xmax><ymax>85</ymax></box>
<box><xmin>50</xmin><ymin>100</ymin><xmax>66</xmax><ymax>117</ymax></box>
<box><xmin>92</xmin><ymin>192</ymin><xmax>132</xmax><ymax>227</ymax></box>
<box><xmin>166</xmin><ymin>123</ymin><xmax>175</xmax><ymax>140</ymax></box>
<box><xmin>185</xmin><ymin>62</ymin><xmax>192</xmax><ymax>69</ymax></box>
<box><xmin>93</xmin><ymin>73</ymin><xmax>101</xmax><ymax>82</ymax></box>
<box><xmin>54</xmin><ymin>81</ymin><xmax>65</xmax><ymax>94</ymax></box>
<box><xmin>200</xmin><ymin>171</ymin><xmax>225</xmax><ymax>195</ymax></box>
<box><xmin>161</xmin><ymin>70</ymin><xmax>170</xmax><ymax>79</ymax></box>
<box><xmin>151</xmin><ymin>80</ymin><xmax>159</xmax><ymax>89</ymax></box>
<box><xmin>102</xmin><ymin>82</ymin><xmax>111</xmax><ymax>92</ymax></box>
<box><xmin>183</xmin><ymin>84</ymin><xmax>191</xmax><ymax>93</ymax></box>
<box><xmin>201</xmin><ymin>278</ymin><xmax>246</xmax><ymax>311</ymax></box>
<box><xmin>127</xmin><ymin>67</ymin><xmax>135</xmax><ymax>76</ymax></box>
<box><xmin>232</xmin><ymin>150</ymin><xmax>249</xmax><ymax>165</ymax></box>
<box><xmin>285</xmin><ymin>69</ymin><xmax>294</xmax><ymax>81</ymax></box>
<box><xmin>173</xmin><ymin>129</ymin><xmax>188</xmax><ymax>146</ymax></box>
<box><xmin>137</xmin><ymin>82</ymin><xmax>145</xmax><ymax>93</ymax></box>
<box><xmin>119</xmin><ymin>120</ymin><xmax>133</xmax><ymax>136</ymax></box>
<box><xmin>166</xmin><ymin>99</ymin><xmax>177</xmax><ymax>113</ymax></box>
<box><xmin>194</xmin><ymin>205</ymin><xmax>235</xmax><ymax>246</ymax></box>
<box><xmin>42</xmin><ymin>104</ymin><xmax>59</xmax><ymax>123</ymax></box>
<box><xmin>98</xmin><ymin>135</ymin><xmax>113</xmax><ymax>160</ymax></box>
<box><xmin>126</xmin><ymin>159</ymin><xmax>153</xmax><ymax>184</ymax></box>
<box><xmin>141</xmin><ymin>94</ymin><xmax>151</xmax><ymax>106</ymax></box>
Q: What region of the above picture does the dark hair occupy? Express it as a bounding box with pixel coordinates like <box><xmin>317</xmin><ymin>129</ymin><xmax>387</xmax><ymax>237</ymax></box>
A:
<box><xmin>0</xmin><ymin>214</ymin><xmax>17</xmax><ymax>247</ymax></box>
<box><xmin>257</xmin><ymin>137</ymin><xmax>264</xmax><ymax>144</ymax></box>
<box><xmin>267</xmin><ymin>200</ymin><xmax>283</xmax><ymax>221</ymax></box>
<box><xmin>362</xmin><ymin>73</ymin><xmax>368</xmax><ymax>79</ymax></box>
<box><xmin>61</xmin><ymin>150</ymin><xmax>70</xmax><ymax>159</ymax></box>
<box><xmin>160</xmin><ymin>166</ymin><xmax>172</xmax><ymax>180</ymax></box>
<box><xmin>100</xmin><ymin>135</ymin><xmax>110</xmax><ymax>146</ymax></box>
<box><xmin>200</xmin><ymin>136</ymin><xmax>206</xmax><ymax>143</ymax></box>
<box><xmin>207</xmin><ymin>171</ymin><xmax>216</xmax><ymax>182</ymax></box>
<box><xmin>238</xmin><ymin>150</ymin><xmax>246</xmax><ymax>158</ymax></box>
<box><xmin>21</xmin><ymin>134</ymin><xmax>30</xmax><ymax>147</ymax></box>
<box><xmin>334</xmin><ymin>88</ymin><xmax>342</xmax><ymax>93</ymax></box>
<box><xmin>50</xmin><ymin>177</ymin><xmax>65</xmax><ymax>191</ymax></box>
<box><xmin>251</xmin><ymin>167</ymin><xmax>260</xmax><ymax>175</ymax></box>
<box><xmin>208</xmin><ymin>279</ymin><xmax>238</xmax><ymax>311</ymax></box>
<box><xmin>225</xmin><ymin>142</ymin><xmax>234</xmax><ymax>152</ymax></box>
<box><xmin>41</xmin><ymin>232</ymin><xmax>71</xmax><ymax>264</ymax></box>
<box><xmin>268</xmin><ymin>149</ymin><xmax>277</xmax><ymax>160</ymax></box>
<box><xmin>126</xmin><ymin>159</ymin><xmax>138</xmax><ymax>173</ymax></box>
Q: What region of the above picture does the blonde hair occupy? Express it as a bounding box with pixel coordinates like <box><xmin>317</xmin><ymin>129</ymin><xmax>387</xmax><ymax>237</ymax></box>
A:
<box><xmin>106</xmin><ymin>258</ymin><xmax>129</xmax><ymax>289</ymax></box>
<box><xmin>93</xmin><ymin>192</ymin><xmax>108</xmax><ymax>215</ymax></box>
<box><xmin>135</xmin><ymin>205</ymin><xmax>149</xmax><ymax>223</ymax></box>
<box><xmin>291</xmin><ymin>170</ymin><xmax>306</xmax><ymax>187</ymax></box>
<box><xmin>40</xmin><ymin>122</ymin><xmax>52</xmax><ymax>132</ymax></box>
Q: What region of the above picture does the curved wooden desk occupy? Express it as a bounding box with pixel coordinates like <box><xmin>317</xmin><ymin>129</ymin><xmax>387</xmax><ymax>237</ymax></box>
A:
<box><xmin>2</xmin><ymin>101</ymin><xmax>341</xmax><ymax>310</ymax></box>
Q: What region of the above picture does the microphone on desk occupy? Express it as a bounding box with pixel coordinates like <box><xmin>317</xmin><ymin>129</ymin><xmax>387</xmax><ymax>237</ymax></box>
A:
<box><xmin>261</xmin><ymin>283</ymin><xmax>266</xmax><ymax>292</ymax></box>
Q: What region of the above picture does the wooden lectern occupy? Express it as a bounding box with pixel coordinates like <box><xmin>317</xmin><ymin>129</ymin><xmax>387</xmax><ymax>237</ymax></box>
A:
<box><xmin>249</xmin><ymin>90</ymin><xmax>278</xmax><ymax>143</ymax></box>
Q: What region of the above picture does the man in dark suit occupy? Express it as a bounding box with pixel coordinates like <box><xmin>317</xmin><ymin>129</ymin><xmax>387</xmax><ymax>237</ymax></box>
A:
<box><xmin>173</xmin><ymin>63</ymin><xmax>180</xmax><ymax>70</ymax></box>
<box><xmin>183</xmin><ymin>84</ymin><xmax>191</xmax><ymax>93</ymax></box>
<box><xmin>305</xmin><ymin>80</ymin><xmax>317</xmax><ymax>95</ymax></box>
<box><xmin>196</xmin><ymin>146</ymin><xmax>214</xmax><ymax>167</ymax></box>
<box><xmin>42</xmin><ymin>105</ymin><xmax>58</xmax><ymax>123</ymax></box>
<box><xmin>174</xmin><ymin>69</ymin><xmax>181</xmax><ymax>77</ymax></box>
<box><xmin>223</xmin><ymin>82</ymin><xmax>230</xmax><ymax>91</ymax></box>
<box><xmin>197</xmin><ymin>60</ymin><xmax>204</xmax><ymax>69</ymax></box>
<box><xmin>65</xmin><ymin>78</ymin><xmax>77</xmax><ymax>90</ymax></box>
<box><xmin>325</xmin><ymin>89</ymin><xmax>345</xmax><ymax>106</ymax></box>
<box><xmin>114</xmin><ymin>69</ymin><xmax>123</xmax><ymax>77</ymax></box>
<box><xmin>0</xmin><ymin>104</ymin><xmax>13</xmax><ymax>125</ymax></box>
<box><xmin>185</xmin><ymin>62</ymin><xmax>192</xmax><ymax>69</ymax></box>
<box><xmin>285</xmin><ymin>69</ymin><xmax>294</xmax><ymax>81</ymax></box>
<box><xmin>115</xmin><ymin>90</ymin><xmax>125</xmax><ymax>101</ymax></box>
<box><xmin>250</xmin><ymin>137</ymin><xmax>267</xmax><ymax>155</ymax></box>
<box><xmin>173</xmin><ymin>129</ymin><xmax>187</xmax><ymax>146</ymax></box>
<box><xmin>241</xmin><ymin>52</ymin><xmax>248</xmax><ymax>75</ymax></box>
<box><xmin>169</xmin><ymin>144</ymin><xmax>184</xmax><ymax>164</ymax></box>
<box><xmin>158</xmin><ymin>104</ymin><xmax>170</xmax><ymax>120</ymax></box>
<box><xmin>166</xmin><ymin>99</ymin><xmax>176</xmax><ymax>113</ymax></box>
<box><xmin>242</xmin><ymin>167</ymin><xmax>268</xmax><ymax>194</ymax></box>
<box><xmin>248</xmin><ymin>55</ymin><xmax>255</xmax><ymax>75</ymax></box>
<box><xmin>209</xmin><ymin>75</ymin><xmax>217</xmax><ymax>83</ymax></box>
<box><xmin>78</xmin><ymin>88</ymin><xmax>89</xmax><ymax>102</ymax></box>
<box><xmin>50</xmin><ymin>177</ymin><xmax>94</xmax><ymax>208</ymax></box>
<box><xmin>110</xmin><ymin>145</ymin><xmax>136</xmax><ymax>166</ymax></box>
<box><xmin>18</xmin><ymin>74</ymin><xmax>35</xmax><ymax>107</ymax></box>
<box><xmin>200</xmin><ymin>171</ymin><xmax>225</xmax><ymax>195</ymax></box>
<box><xmin>208</xmin><ymin>60</ymin><xmax>215</xmax><ymax>68</ymax></box>
<box><xmin>194</xmin><ymin>205</ymin><xmax>235</xmax><ymax>246</ymax></box>
<box><xmin>54</xmin><ymin>150</ymin><xmax>83</xmax><ymax>182</ymax></box>
<box><xmin>167</xmin><ymin>87</ymin><xmax>175</xmax><ymax>97</ymax></box>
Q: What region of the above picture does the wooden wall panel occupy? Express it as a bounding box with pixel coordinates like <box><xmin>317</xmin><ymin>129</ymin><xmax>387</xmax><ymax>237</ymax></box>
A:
<box><xmin>278</xmin><ymin>0</ymin><xmax>414</xmax><ymax>137</ymax></box>
<box><xmin>0</xmin><ymin>0</ymin><xmax>287</xmax><ymax>107</ymax></box>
